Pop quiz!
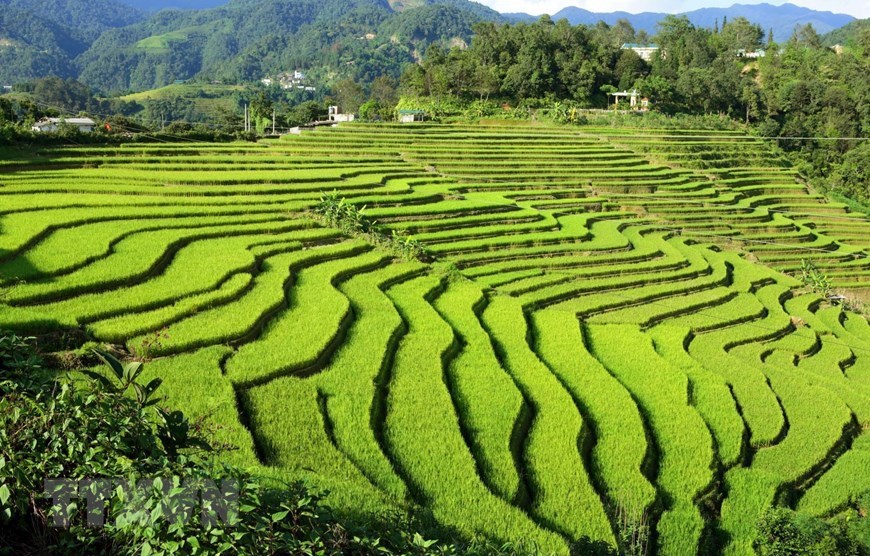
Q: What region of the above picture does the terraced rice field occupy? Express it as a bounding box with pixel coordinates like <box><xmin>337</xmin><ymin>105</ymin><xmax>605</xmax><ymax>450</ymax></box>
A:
<box><xmin>1</xmin><ymin>123</ymin><xmax>869</xmax><ymax>555</ymax></box>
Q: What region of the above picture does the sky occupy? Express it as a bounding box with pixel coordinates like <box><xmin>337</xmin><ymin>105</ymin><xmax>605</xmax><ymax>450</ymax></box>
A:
<box><xmin>480</xmin><ymin>0</ymin><xmax>869</xmax><ymax>19</ymax></box>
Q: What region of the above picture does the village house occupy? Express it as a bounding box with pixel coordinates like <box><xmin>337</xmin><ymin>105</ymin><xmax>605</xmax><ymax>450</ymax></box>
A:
<box><xmin>621</xmin><ymin>43</ymin><xmax>659</xmax><ymax>62</ymax></box>
<box><xmin>31</xmin><ymin>117</ymin><xmax>97</xmax><ymax>133</ymax></box>
<box><xmin>398</xmin><ymin>109</ymin><xmax>426</xmax><ymax>123</ymax></box>
<box><xmin>737</xmin><ymin>49</ymin><xmax>766</xmax><ymax>59</ymax></box>
<box><xmin>262</xmin><ymin>70</ymin><xmax>307</xmax><ymax>89</ymax></box>
<box><xmin>607</xmin><ymin>89</ymin><xmax>649</xmax><ymax>110</ymax></box>
<box><xmin>328</xmin><ymin>106</ymin><xmax>355</xmax><ymax>123</ymax></box>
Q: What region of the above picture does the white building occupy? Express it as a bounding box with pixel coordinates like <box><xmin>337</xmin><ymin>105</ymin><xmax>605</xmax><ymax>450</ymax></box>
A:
<box><xmin>328</xmin><ymin>106</ymin><xmax>355</xmax><ymax>123</ymax></box>
<box><xmin>262</xmin><ymin>71</ymin><xmax>307</xmax><ymax>89</ymax></box>
<box><xmin>607</xmin><ymin>89</ymin><xmax>649</xmax><ymax>110</ymax></box>
<box><xmin>737</xmin><ymin>49</ymin><xmax>766</xmax><ymax>59</ymax></box>
<box><xmin>399</xmin><ymin>109</ymin><xmax>426</xmax><ymax>123</ymax></box>
<box><xmin>31</xmin><ymin>117</ymin><xmax>96</xmax><ymax>133</ymax></box>
<box><xmin>621</xmin><ymin>43</ymin><xmax>660</xmax><ymax>62</ymax></box>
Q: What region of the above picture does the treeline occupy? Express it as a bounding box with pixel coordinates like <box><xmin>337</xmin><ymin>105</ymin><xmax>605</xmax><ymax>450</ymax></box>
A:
<box><xmin>400</xmin><ymin>15</ymin><xmax>869</xmax><ymax>204</ymax></box>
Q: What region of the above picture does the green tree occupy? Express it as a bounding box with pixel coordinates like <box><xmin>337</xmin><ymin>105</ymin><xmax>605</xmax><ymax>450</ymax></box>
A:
<box><xmin>333</xmin><ymin>78</ymin><xmax>366</xmax><ymax>114</ymax></box>
<box><xmin>792</xmin><ymin>24</ymin><xmax>822</xmax><ymax>48</ymax></box>
<box><xmin>250</xmin><ymin>91</ymin><xmax>273</xmax><ymax>131</ymax></box>
<box><xmin>720</xmin><ymin>16</ymin><xmax>763</xmax><ymax>51</ymax></box>
<box><xmin>370</xmin><ymin>74</ymin><xmax>398</xmax><ymax>107</ymax></box>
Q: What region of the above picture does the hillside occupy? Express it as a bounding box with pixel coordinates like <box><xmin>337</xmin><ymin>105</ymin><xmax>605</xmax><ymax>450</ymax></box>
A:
<box><xmin>0</xmin><ymin>0</ymin><xmax>499</xmax><ymax>89</ymax></box>
<box><xmin>0</xmin><ymin>0</ymin><xmax>144</xmax><ymax>83</ymax></box>
<box><xmin>0</xmin><ymin>7</ymin><xmax>85</xmax><ymax>82</ymax></box>
<box><xmin>822</xmin><ymin>17</ymin><xmax>870</xmax><ymax>47</ymax></box>
<box><xmin>0</xmin><ymin>122</ymin><xmax>869</xmax><ymax>554</ymax></box>
<box><xmin>75</xmin><ymin>0</ymin><xmax>501</xmax><ymax>93</ymax></box>
<box><xmin>117</xmin><ymin>0</ymin><xmax>229</xmax><ymax>9</ymax></box>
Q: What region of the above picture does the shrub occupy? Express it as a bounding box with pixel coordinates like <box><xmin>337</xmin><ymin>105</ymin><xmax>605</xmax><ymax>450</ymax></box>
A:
<box><xmin>313</xmin><ymin>191</ymin><xmax>431</xmax><ymax>262</ymax></box>
<box><xmin>0</xmin><ymin>332</ymin><xmax>517</xmax><ymax>555</ymax></box>
<box><xmin>755</xmin><ymin>507</ymin><xmax>870</xmax><ymax>556</ymax></box>
<box><xmin>798</xmin><ymin>259</ymin><xmax>832</xmax><ymax>298</ymax></box>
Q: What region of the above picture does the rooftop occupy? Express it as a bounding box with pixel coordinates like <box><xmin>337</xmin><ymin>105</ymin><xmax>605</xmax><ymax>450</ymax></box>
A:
<box><xmin>35</xmin><ymin>117</ymin><xmax>97</xmax><ymax>125</ymax></box>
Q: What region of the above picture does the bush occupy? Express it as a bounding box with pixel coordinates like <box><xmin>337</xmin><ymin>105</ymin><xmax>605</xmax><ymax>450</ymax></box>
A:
<box><xmin>828</xmin><ymin>142</ymin><xmax>869</xmax><ymax>205</ymax></box>
<box><xmin>313</xmin><ymin>191</ymin><xmax>431</xmax><ymax>262</ymax></box>
<box><xmin>0</xmin><ymin>332</ymin><xmax>510</xmax><ymax>555</ymax></box>
<box><xmin>755</xmin><ymin>507</ymin><xmax>870</xmax><ymax>556</ymax></box>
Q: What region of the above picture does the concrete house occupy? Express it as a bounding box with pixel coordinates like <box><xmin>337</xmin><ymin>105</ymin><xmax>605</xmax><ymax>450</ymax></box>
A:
<box><xmin>399</xmin><ymin>109</ymin><xmax>426</xmax><ymax>123</ymax></box>
<box><xmin>328</xmin><ymin>106</ymin><xmax>355</xmax><ymax>123</ymax></box>
<box><xmin>607</xmin><ymin>89</ymin><xmax>649</xmax><ymax>110</ymax></box>
<box><xmin>621</xmin><ymin>43</ymin><xmax>660</xmax><ymax>62</ymax></box>
<box><xmin>31</xmin><ymin>117</ymin><xmax>96</xmax><ymax>133</ymax></box>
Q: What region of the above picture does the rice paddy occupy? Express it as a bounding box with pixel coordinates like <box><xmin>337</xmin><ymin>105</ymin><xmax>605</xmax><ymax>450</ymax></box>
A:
<box><xmin>1</xmin><ymin>122</ymin><xmax>869</xmax><ymax>555</ymax></box>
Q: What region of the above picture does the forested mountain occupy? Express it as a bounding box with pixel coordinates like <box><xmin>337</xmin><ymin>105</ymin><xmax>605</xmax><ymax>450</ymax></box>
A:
<box><xmin>73</xmin><ymin>0</ymin><xmax>500</xmax><ymax>93</ymax></box>
<box><xmin>0</xmin><ymin>0</ymin><xmax>145</xmax><ymax>40</ymax></box>
<box><xmin>0</xmin><ymin>0</ymin><xmax>144</xmax><ymax>84</ymax></box>
<box><xmin>0</xmin><ymin>8</ymin><xmax>84</xmax><ymax>82</ymax></box>
<box><xmin>822</xmin><ymin>18</ymin><xmax>870</xmax><ymax>46</ymax></box>
<box><xmin>0</xmin><ymin>0</ymin><xmax>499</xmax><ymax>89</ymax></box>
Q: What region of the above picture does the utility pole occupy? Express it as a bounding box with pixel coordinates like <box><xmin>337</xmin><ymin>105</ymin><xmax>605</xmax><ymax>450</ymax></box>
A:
<box><xmin>272</xmin><ymin>108</ymin><xmax>276</xmax><ymax>135</ymax></box>
<box><xmin>244</xmin><ymin>104</ymin><xmax>248</xmax><ymax>132</ymax></box>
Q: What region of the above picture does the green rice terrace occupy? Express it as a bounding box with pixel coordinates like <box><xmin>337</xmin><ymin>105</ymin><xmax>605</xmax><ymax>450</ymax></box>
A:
<box><xmin>1</xmin><ymin>122</ymin><xmax>869</xmax><ymax>555</ymax></box>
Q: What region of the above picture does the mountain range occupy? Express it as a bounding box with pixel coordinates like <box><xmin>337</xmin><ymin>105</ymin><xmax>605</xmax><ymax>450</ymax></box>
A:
<box><xmin>0</xmin><ymin>0</ymin><xmax>860</xmax><ymax>92</ymax></box>
<box><xmin>506</xmin><ymin>3</ymin><xmax>855</xmax><ymax>43</ymax></box>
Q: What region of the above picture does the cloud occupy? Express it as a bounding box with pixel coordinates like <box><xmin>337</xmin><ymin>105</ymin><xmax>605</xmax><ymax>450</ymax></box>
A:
<box><xmin>483</xmin><ymin>0</ymin><xmax>868</xmax><ymax>19</ymax></box>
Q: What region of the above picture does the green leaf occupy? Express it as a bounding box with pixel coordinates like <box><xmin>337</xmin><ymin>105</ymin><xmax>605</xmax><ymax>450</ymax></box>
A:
<box><xmin>0</xmin><ymin>484</ymin><xmax>10</xmax><ymax>505</ymax></box>
<box><xmin>93</xmin><ymin>349</ymin><xmax>125</xmax><ymax>381</ymax></box>
<box><xmin>271</xmin><ymin>510</ymin><xmax>289</xmax><ymax>522</ymax></box>
<box><xmin>80</xmin><ymin>369</ymin><xmax>115</xmax><ymax>391</ymax></box>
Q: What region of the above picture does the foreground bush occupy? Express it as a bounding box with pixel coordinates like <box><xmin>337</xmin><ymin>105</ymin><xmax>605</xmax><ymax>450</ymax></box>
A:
<box><xmin>756</xmin><ymin>506</ymin><xmax>870</xmax><ymax>556</ymax></box>
<box><xmin>0</xmin><ymin>333</ymin><xmax>516</xmax><ymax>555</ymax></box>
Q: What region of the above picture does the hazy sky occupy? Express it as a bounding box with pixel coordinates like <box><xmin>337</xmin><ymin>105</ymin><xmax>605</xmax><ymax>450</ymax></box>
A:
<box><xmin>482</xmin><ymin>0</ymin><xmax>869</xmax><ymax>19</ymax></box>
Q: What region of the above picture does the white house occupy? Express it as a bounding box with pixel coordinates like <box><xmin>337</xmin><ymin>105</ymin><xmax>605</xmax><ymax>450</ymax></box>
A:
<box><xmin>399</xmin><ymin>109</ymin><xmax>426</xmax><ymax>123</ymax></box>
<box><xmin>737</xmin><ymin>49</ymin><xmax>766</xmax><ymax>59</ymax></box>
<box><xmin>621</xmin><ymin>43</ymin><xmax>660</xmax><ymax>62</ymax></box>
<box><xmin>328</xmin><ymin>106</ymin><xmax>355</xmax><ymax>123</ymax></box>
<box><xmin>263</xmin><ymin>71</ymin><xmax>308</xmax><ymax>89</ymax></box>
<box><xmin>607</xmin><ymin>89</ymin><xmax>649</xmax><ymax>110</ymax></box>
<box><xmin>31</xmin><ymin>117</ymin><xmax>96</xmax><ymax>133</ymax></box>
